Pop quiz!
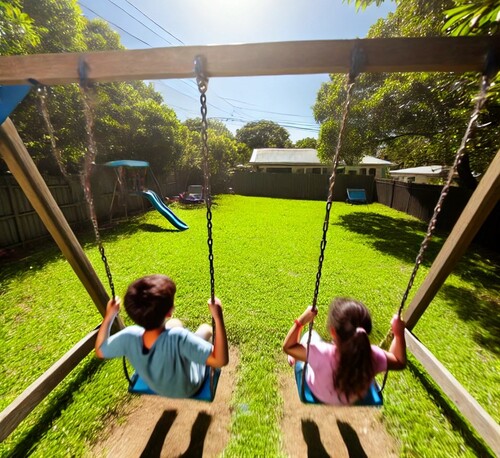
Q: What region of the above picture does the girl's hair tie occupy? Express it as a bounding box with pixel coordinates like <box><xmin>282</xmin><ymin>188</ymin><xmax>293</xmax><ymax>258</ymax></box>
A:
<box><xmin>356</xmin><ymin>327</ymin><xmax>366</xmax><ymax>334</ymax></box>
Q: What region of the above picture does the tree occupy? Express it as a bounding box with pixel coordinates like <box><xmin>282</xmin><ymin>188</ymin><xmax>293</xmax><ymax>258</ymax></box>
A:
<box><xmin>347</xmin><ymin>0</ymin><xmax>500</xmax><ymax>36</ymax></box>
<box><xmin>235</xmin><ymin>120</ymin><xmax>292</xmax><ymax>149</ymax></box>
<box><xmin>0</xmin><ymin>0</ymin><xmax>40</xmax><ymax>55</ymax></box>
<box><xmin>295</xmin><ymin>137</ymin><xmax>318</xmax><ymax>149</ymax></box>
<box><xmin>315</xmin><ymin>0</ymin><xmax>500</xmax><ymax>187</ymax></box>
<box><xmin>5</xmin><ymin>1</ymin><xmax>187</xmax><ymax>179</ymax></box>
<box><xmin>180</xmin><ymin>117</ymin><xmax>251</xmax><ymax>190</ymax></box>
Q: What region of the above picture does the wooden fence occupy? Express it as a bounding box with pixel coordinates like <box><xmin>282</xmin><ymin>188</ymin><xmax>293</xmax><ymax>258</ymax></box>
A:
<box><xmin>0</xmin><ymin>169</ymin><xmax>154</xmax><ymax>248</ymax></box>
<box><xmin>375</xmin><ymin>179</ymin><xmax>499</xmax><ymax>251</ymax></box>
<box><xmin>230</xmin><ymin>171</ymin><xmax>376</xmax><ymax>202</ymax></box>
<box><xmin>2</xmin><ymin>170</ymin><xmax>498</xmax><ymax>251</ymax></box>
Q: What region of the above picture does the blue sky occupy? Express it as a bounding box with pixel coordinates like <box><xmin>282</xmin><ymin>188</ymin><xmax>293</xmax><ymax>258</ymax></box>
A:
<box><xmin>77</xmin><ymin>0</ymin><xmax>395</xmax><ymax>142</ymax></box>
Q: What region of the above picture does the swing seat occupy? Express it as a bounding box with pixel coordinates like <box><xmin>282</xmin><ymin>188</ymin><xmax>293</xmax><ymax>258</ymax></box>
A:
<box><xmin>294</xmin><ymin>361</ymin><xmax>383</xmax><ymax>407</ymax></box>
<box><xmin>128</xmin><ymin>366</ymin><xmax>221</xmax><ymax>402</ymax></box>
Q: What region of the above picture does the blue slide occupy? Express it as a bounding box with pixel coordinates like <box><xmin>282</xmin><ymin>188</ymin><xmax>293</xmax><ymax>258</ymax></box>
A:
<box><xmin>141</xmin><ymin>190</ymin><xmax>188</xmax><ymax>231</ymax></box>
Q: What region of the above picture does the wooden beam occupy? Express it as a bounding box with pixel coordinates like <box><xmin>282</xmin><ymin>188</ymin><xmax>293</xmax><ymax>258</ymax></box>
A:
<box><xmin>0</xmin><ymin>329</ymin><xmax>99</xmax><ymax>442</ymax></box>
<box><xmin>404</xmin><ymin>149</ymin><xmax>500</xmax><ymax>330</ymax></box>
<box><xmin>0</xmin><ymin>37</ymin><xmax>499</xmax><ymax>85</ymax></box>
<box><xmin>0</xmin><ymin>118</ymin><xmax>124</xmax><ymax>328</ymax></box>
<box><xmin>406</xmin><ymin>330</ymin><xmax>500</xmax><ymax>456</ymax></box>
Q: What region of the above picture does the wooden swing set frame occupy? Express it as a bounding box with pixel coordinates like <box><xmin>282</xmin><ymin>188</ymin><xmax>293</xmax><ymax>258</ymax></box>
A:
<box><xmin>0</xmin><ymin>37</ymin><xmax>499</xmax><ymax>454</ymax></box>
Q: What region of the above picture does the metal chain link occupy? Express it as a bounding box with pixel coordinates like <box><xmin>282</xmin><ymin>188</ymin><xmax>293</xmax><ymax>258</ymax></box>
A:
<box><xmin>195</xmin><ymin>56</ymin><xmax>216</xmax><ymax>305</ymax></box>
<box><xmin>302</xmin><ymin>67</ymin><xmax>359</xmax><ymax>400</ymax></box>
<box><xmin>195</xmin><ymin>56</ymin><xmax>217</xmax><ymax>399</ymax></box>
<box><xmin>80</xmin><ymin>85</ymin><xmax>115</xmax><ymax>299</ymax></box>
<box><xmin>397</xmin><ymin>73</ymin><xmax>492</xmax><ymax>318</ymax></box>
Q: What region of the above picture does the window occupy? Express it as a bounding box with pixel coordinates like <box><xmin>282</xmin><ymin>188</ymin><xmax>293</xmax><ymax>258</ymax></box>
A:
<box><xmin>369</xmin><ymin>168</ymin><xmax>376</xmax><ymax>176</ymax></box>
<box><xmin>268</xmin><ymin>167</ymin><xmax>292</xmax><ymax>173</ymax></box>
<box><xmin>360</xmin><ymin>168</ymin><xmax>367</xmax><ymax>175</ymax></box>
<box><xmin>348</xmin><ymin>170</ymin><xmax>357</xmax><ymax>175</ymax></box>
<box><xmin>311</xmin><ymin>168</ymin><xmax>321</xmax><ymax>174</ymax></box>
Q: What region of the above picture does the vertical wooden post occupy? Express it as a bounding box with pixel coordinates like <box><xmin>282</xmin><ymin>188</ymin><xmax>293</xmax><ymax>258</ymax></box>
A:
<box><xmin>404</xmin><ymin>149</ymin><xmax>500</xmax><ymax>329</ymax></box>
<box><xmin>0</xmin><ymin>117</ymin><xmax>124</xmax><ymax>328</ymax></box>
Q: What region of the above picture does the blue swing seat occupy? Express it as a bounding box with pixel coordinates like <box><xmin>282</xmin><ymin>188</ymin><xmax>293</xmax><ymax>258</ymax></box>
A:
<box><xmin>128</xmin><ymin>366</ymin><xmax>221</xmax><ymax>402</ymax></box>
<box><xmin>294</xmin><ymin>361</ymin><xmax>383</xmax><ymax>407</ymax></box>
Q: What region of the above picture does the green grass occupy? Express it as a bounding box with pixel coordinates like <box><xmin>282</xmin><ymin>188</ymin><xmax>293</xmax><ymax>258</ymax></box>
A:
<box><xmin>1</xmin><ymin>195</ymin><xmax>498</xmax><ymax>457</ymax></box>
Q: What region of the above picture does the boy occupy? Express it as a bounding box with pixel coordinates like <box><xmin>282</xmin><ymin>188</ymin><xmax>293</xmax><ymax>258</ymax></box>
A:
<box><xmin>95</xmin><ymin>274</ymin><xmax>228</xmax><ymax>398</ymax></box>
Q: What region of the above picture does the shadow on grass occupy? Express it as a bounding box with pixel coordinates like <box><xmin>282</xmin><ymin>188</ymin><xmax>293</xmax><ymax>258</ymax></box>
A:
<box><xmin>139</xmin><ymin>410</ymin><xmax>211</xmax><ymax>458</ymax></box>
<box><xmin>337</xmin><ymin>211</ymin><xmax>499</xmax><ymax>292</ymax></box>
<box><xmin>6</xmin><ymin>357</ymin><xmax>103</xmax><ymax>458</ymax></box>
<box><xmin>336</xmin><ymin>211</ymin><xmax>441</xmax><ymax>267</ymax></box>
<box><xmin>301</xmin><ymin>419</ymin><xmax>329</xmax><ymax>457</ymax></box>
<box><xmin>440</xmin><ymin>284</ymin><xmax>500</xmax><ymax>355</ymax></box>
<box><xmin>136</xmin><ymin>223</ymin><xmax>179</xmax><ymax>233</ymax></box>
<box><xmin>408</xmin><ymin>360</ymin><xmax>495</xmax><ymax>458</ymax></box>
<box><xmin>337</xmin><ymin>420</ymin><xmax>368</xmax><ymax>458</ymax></box>
<box><xmin>140</xmin><ymin>410</ymin><xmax>178</xmax><ymax>458</ymax></box>
<box><xmin>180</xmin><ymin>412</ymin><xmax>212</xmax><ymax>458</ymax></box>
<box><xmin>0</xmin><ymin>213</ymin><xmax>188</xmax><ymax>283</ymax></box>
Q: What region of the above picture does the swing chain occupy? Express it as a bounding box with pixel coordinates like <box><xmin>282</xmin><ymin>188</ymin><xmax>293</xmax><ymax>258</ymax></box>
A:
<box><xmin>79</xmin><ymin>82</ymin><xmax>116</xmax><ymax>299</ymax></box>
<box><xmin>195</xmin><ymin>56</ymin><xmax>216</xmax><ymax>304</ymax></box>
<box><xmin>310</xmin><ymin>79</ymin><xmax>357</xmax><ymax>312</ymax></box>
<box><xmin>303</xmin><ymin>70</ymin><xmax>358</xmax><ymax>401</ymax></box>
<box><xmin>397</xmin><ymin>72</ymin><xmax>492</xmax><ymax>317</ymax></box>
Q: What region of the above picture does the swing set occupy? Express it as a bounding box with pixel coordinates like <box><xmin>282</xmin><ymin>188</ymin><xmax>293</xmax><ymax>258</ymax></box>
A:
<box><xmin>0</xmin><ymin>37</ymin><xmax>499</xmax><ymax>454</ymax></box>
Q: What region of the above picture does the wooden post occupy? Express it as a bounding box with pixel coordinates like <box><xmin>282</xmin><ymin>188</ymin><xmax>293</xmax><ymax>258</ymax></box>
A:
<box><xmin>406</xmin><ymin>331</ymin><xmax>500</xmax><ymax>456</ymax></box>
<box><xmin>0</xmin><ymin>329</ymin><xmax>99</xmax><ymax>442</ymax></box>
<box><xmin>404</xmin><ymin>149</ymin><xmax>500</xmax><ymax>329</ymax></box>
<box><xmin>0</xmin><ymin>117</ymin><xmax>124</xmax><ymax>328</ymax></box>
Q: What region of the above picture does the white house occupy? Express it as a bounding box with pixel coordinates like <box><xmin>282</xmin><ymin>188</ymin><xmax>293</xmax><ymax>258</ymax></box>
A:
<box><xmin>389</xmin><ymin>165</ymin><xmax>449</xmax><ymax>184</ymax></box>
<box><xmin>343</xmin><ymin>155</ymin><xmax>393</xmax><ymax>179</ymax></box>
<box><xmin>248</xmin><ymin>149</ymin><xmax>393</xmax><ymax>179</ymax></box>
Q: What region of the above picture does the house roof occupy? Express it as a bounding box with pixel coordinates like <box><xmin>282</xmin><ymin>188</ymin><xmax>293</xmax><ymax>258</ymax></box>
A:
<box><xmin>249</xmin><ymin>149</ymin><xmax>394</xmax><ymax>167</ymax></box>
<box><xmin>360</xmin><ymin>155</ymin><xmax>393</xmax><ymax>166</ymax></box>
<box><xmin>249</xmin><ymin>148</ymin><xmax>322</xmax><ymax>166</ymax></box>
<box><xmin>390</xmin><ymin>165</ymin><xmax>448</xmax><ymax>176</ymax></box>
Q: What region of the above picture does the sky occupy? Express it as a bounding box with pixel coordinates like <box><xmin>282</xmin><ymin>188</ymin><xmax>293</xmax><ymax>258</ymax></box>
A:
<box><xmin>77</xmin><ymin>0</ymin><xmax>395</xmax><ymax>143</ymax></box>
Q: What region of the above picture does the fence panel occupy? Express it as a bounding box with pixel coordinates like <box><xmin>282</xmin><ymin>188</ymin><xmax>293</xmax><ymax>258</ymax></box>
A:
<box><xmin>230</xmin><ymin>172</ymin><xmax>375</xmax><ymax>202</ymax></box>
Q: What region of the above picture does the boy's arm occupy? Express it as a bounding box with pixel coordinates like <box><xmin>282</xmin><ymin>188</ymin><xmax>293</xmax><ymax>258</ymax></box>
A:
<box><xmin>205</xmin><ymin>297</ymin><xmax>229</xmax><ymax>368</ymax></box>
<box><xmin>385</xmin><ymin>314</ymin><xmax>407</xmax><ymax>370</ymax></box>
<box><xmin>282</xmin><ymin>306</ymin><xmax>317</xmax><ymax>362</ymax></box>
<box><xmin>95</xmin><ymin>297</ymin><xmax>121</xmax><ymax>359</ymax></box>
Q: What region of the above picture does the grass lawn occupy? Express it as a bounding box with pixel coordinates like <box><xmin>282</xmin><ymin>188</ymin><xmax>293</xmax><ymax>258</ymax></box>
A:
<box><xmin>1</xmin><ymin>195</ymin><xmax>498</xmax><ymax>457</ymax></box>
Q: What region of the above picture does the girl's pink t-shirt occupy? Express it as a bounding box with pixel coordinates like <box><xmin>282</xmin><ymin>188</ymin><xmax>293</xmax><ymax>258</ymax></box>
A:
<box><xmin>306</xmin><ymin>341</ymin><xmax>387</xmax><ymax>405</ymax></box>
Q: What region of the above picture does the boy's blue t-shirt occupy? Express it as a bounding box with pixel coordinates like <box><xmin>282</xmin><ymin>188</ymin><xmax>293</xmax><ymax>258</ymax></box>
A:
<box><xmin>99</xmin><ymin>325</ymin><xmax>213</xmax><ymax>398</ymax></box>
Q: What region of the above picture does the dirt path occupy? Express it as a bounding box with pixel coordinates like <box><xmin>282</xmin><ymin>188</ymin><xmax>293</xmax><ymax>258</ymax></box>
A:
<box><xmin>279</xmin><ymin>373</ymin><xmax>399</xmax><ymax>457</ymax></box>
<box><xmin>91</xmin><ymin>349</ymin><xmax>399</xmax><ymax>457</ymax></box>
<box><xmin>91</xmin><ymin>348</ymin><xmax>238</xmax><ymax>458</ymax></box>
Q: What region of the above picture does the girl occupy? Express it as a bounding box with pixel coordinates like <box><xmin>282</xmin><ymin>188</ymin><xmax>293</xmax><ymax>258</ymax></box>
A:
<box><xmin>283</xmin><ymin>297</ymin><xmax>406</xmax><ymax>405</ymax></box>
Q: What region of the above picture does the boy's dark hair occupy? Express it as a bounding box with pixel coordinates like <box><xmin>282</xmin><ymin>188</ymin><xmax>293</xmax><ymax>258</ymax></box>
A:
<box><xmin>124</xmin><ymin>274</ymin><xmax>176</xmax><ymax>330</ymax></box>
<box><xmin>327</xmin><ymin>297</ymin><xmax>374</xmax><ymax>402</ymax></box>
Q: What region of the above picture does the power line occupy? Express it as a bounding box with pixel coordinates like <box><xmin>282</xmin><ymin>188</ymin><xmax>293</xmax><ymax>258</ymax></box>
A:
<box><xmin>104</xmin><ymin>0</ymin><xmax>177</xmax><ymax>46</ymax></box>
<box><xmin>79</xmin><ymin>2</ymin><xmax>150</xmax><ymax>47</ymax></box>
<box><xmin>123</xmin><ymin>0</ymin><xmax>184</xmax><ymax>45</ymax></box>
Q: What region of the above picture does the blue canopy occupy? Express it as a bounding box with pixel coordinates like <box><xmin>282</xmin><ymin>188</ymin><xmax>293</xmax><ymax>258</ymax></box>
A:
<box><xmin>104</xmin><ymin>160</ymin><xmax>150</xmax><ymax>168</ymax></box>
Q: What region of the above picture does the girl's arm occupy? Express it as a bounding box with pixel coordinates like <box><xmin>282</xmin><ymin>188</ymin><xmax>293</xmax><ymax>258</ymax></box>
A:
<box><xmin>95</xmin><ymin>297</ymin><xmax>121</xmax><ymax>359</ymax></box>
<box><xmin>384</xmin><ymin>314</ymin><xmax>407</xmax><ymax>370</ymax></box>
<box><xmin>282</xmin><ymin>306</ymin><xmax>317</xmax><ymax>362</ymax></box>
<box><xmin>205</xmin><ymin>297</ymin><xmax>229</xmax><ymax>368</ymax></box>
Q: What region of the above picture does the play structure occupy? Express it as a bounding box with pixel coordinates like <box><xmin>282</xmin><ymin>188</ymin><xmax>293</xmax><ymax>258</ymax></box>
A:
<box><xmin>103</xmin><ymin>159</ymin><xmax>188</xmax><ymax>231</ymax></box>
<box><xmin>0</xmin><ymin>37</ymin><xmax>499</xmax><ymax>454</ymax></box>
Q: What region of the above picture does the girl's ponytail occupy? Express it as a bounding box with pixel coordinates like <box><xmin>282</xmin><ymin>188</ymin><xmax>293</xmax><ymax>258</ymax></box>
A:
<box><xmin>328</xmin><ymin>298</ymin><xmax>375</xmax><ymax>402</ymax></box>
